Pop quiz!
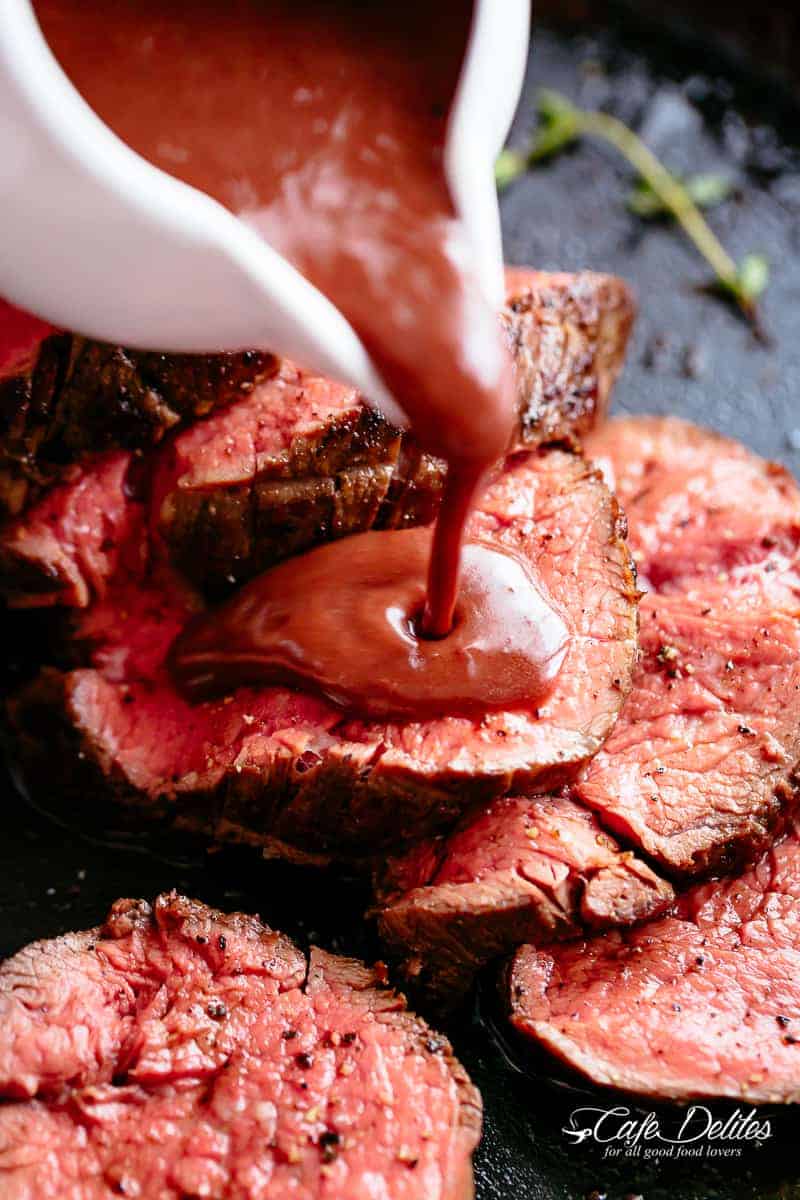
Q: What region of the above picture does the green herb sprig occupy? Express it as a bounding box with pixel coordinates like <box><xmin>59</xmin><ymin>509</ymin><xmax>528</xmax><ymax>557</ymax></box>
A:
<box><xmin>497</xmin><ymin>89</ymin><xmax>769</xmax><ymax>326</ymax></box>
<box><xmin>627</xmin><ymin>172</ymin><xmax>732</xmax><ymax>218</ymax></box>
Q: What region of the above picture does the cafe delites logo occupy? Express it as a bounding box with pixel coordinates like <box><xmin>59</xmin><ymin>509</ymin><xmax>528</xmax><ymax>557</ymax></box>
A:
<box><xmin>562</xmin><ymin>1105</ymin><xmax>773</xmax><ymax>1161</ymax></box>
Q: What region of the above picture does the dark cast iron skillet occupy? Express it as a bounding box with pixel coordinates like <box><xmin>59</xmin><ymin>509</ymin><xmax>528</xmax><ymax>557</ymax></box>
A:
<box><xmin>2</xmin><ymin>5</ymin><xmax>800</xmax><ymax>1198</ymax></box>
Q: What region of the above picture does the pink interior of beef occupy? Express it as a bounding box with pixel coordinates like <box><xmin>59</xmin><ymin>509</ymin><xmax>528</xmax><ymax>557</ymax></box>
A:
<box><xmin>510</xmin><ymin>818</ymin><xmax>800</xmax><ymax>1103</ymax></box>
<box><xmin>0</xmin><ymin>300</ymin><xmax>53</xmax><ymax>373</ymax></box>
<box><xmin>586</xmin><ymin>415</ymin><xmax>800</xmax><ymax>593</ymax></box>
<box><xmin>0</xmin><ymin>893</ymin><xmax>479</xmax><ymax>1199</ymax></box>
<box><xmin>57</xmin><ymin>450</ymin><xmax>636</xmax><ymax>807</ymax></box>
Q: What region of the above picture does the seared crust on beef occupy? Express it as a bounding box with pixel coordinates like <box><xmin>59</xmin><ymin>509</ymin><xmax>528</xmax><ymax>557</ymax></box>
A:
<box><xmin>8</xmin><ymin>449</ymin><xmax>639</xmax><ymax>861</ymax></box>
<box><xmin>502</xmin><ymin>268</ymin><xmax>635</xmax><ymax>444</ymax></box>
<box><xmin>152</xmin><ymin>363</ymin><xmax>440</xmax><ymax>597</ymax></box>
<box><xmin>157</xmin><ymin>269</ymin><xmax>635</xmax><ymax>594</ymax></box>
<box><xmin>374</xmin><ymin>794</ymin><xmax>674</xmax><ymax>1008</ymax></box>
<box><xmin>0</xmin><ymin>892</ymin><xmax>481</xmax><ymax>1198</ymax></box>
<box><xmin>508</xmin><ymin>819</ymin><xmax>800</xmax><ymax>1103</ymax></box>
<box><xmin>0</xmin><ymin>270</ymin><xmax>634</xmax><ymax>604</ymax></box>
<box><xmin>0</xmin><ymin>333</ymin><xmax>277</xmax><ymax>517</ymax></box>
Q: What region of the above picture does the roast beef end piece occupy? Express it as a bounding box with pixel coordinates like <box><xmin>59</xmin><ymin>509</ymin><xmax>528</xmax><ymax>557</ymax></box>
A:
<box><xmin>0</xmin><ymin>307</ymin><xmax>277</xmax><ymax>518</ymax></box>
<box><xmin>10</xmin><ymin>447</ymin><xmax>639</xmax><ymax>860</ymax></box>
<box><xmin>508</xmin><ymin>820</ymin><xmax>800</xmax><ymax>1103</ymax></box>
<box><xmin>374</xmin><ymin>794</ymin><xmax>674</xmax><ymax>1007</ymax></box>
<box><xmin>0</xmin><ymin>892</ymin><xmax>481</xmax><ymax>1199</ymax></box>
<box><xmin>503</xmin><ymin>268</ymin><xmax>636</xmax><ymax>444</ymax></box>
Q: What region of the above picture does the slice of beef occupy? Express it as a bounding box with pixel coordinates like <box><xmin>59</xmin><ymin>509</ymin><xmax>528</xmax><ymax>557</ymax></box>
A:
<box><xmin>575</xmin><ymin>582</ymin><xmax>800</xmax><ymax>879</ymax></box>
<box><xmin>9</xmin><ymin>448</ymin><xmax>639</xmax><ymax>861</ymax></box>
<box><xmin>502</xmin><ymin>268</ymin><xmax>635</xmax><ymax>444</ymax></box>
<box><xmin>575</xmin><ymin>418</ymin><xmax>800</xmax><ymax>879</ymax></box>
<box><xmin>374</xmin><ymin>421</ymin><xmax>800</xmax><ymax>1003</ymax></box>
<box><xmin>155</xmin><ymin>269</ymin><xmax>635</xmax><ymax>594</ymax></box>
<box><xmin>0</xmin><ymin>301</ymin><xmax>278</xmax><ymax>518</ymax></box>
<box><xmin>0</xmin><ymin>451</ymin><xmax>145</xmax><ymax>608</ymax></box>
<box><xmin>151</xmin><ymin>361</ymin><xmax>431</xmax><ymax>595</ymax></box>
<box><xmin>0</xmin><ymin>269</ymin><xmax>633</xmax><ymax>605</ymax></box>
<box><xmin>0</xmin><ymin>369</ymin><xmax>415</xmax><ymax>608</ymax></box>
<box><xmin>374</xmin><ymin>794</ymin><xmax>674</xmax><ymax>1008</ymax></box>
<box><xmin>0</xmin><ymin>366</ymin><xmax>422</xmax><ymax>607</ymax></box>
<box><xmin>585</xmin><ymin>415</ymin><xmax>800</xmax><ymax>593</ymax></box>
<box><xmin>0</xmin><ymin>891</ymin><xmax>481</xmax><ymax>1198</ymax></box>
<box><xmin>508</xmin><ymin>819</ymin><xmax>800</xmax><ymax>1103</ymax></box>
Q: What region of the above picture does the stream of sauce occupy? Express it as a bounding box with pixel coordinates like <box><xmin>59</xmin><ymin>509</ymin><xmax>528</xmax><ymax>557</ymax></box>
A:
<box><xmin>35</xmin><ymin>0</ymin><xmax>567</xmax><ymax>718</ymax></box>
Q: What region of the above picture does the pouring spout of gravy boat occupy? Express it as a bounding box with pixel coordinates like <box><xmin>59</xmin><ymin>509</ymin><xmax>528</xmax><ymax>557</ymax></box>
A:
<box><xmin>0</xmin><ymin>0</ymin><xmax>529</xmax><ymax>428</ymax></box>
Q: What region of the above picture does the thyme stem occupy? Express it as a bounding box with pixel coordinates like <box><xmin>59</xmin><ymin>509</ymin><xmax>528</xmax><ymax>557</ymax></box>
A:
<box><xmin>497</xmin><ymin>89</ymin><xmax>769</xmax><ymax>326</ymax></box>
<box><xmin>576</xmin><ymin>108</ymin><xmax>741</xmax><ymax>302</ymax></box>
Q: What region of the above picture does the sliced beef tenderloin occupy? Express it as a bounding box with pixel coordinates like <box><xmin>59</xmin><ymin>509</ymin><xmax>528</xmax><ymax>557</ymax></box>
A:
<box><xmin>575</xmin><ymin>418</ymin><xmax>800</xmax><ymax>879</ymax></box>
<box><xmin>376</xmin><ymin>418</ymin><xmax>800</xmax><ymax>1004</ymax></box>
<box><xmin>585</xmin><ymin>415</ymin><xmax>800</xmax><ymax>594</ymax></box>
<box><xmin>10</xmin><ymin>448</ymin><xmax>638</xmax><ymax>861</ymax></box>
<box><xmin>0</xmin><ymin>891</ymin><xmax>481</xmax><ymax>1199</ymax></box>
<box><xmin>0</xmin><ymin>364</ymin><xmax>428</xmax><ymax>607</ymax></box>
<box><xmin>0</xmin><ymin>451</ymin><xmax>145</xmax><ymax>608</ymax></box>
<box><xmin>508</xmin><ymin>819</ymin><xmax>800</xmax><ymax>1103</ymax></box>
<box><xmin>0</xmin><ymin>366</ymin><xmax>422</xmax><ymax>608</ymax></box>
<box><xmin>151</xmin><ymin>361</ymin><xmax>434</xmax><ymax>595</ymax></box>
<box><xmin>154</xmin><ymin>269</ymin><xmax>635</xmax><ymax>595</ymax></box>
<box><xmin>0</xmin><ymin>302</ymin><xmax>277</xmax><ymax>518</ymax></box>
<box><xmin>1</xmin><ymin>270</ymin><xmax>634</xmax><ymax>603</ymax></box>
<box><xmin>0</xmin><ymin>270</ymin><xmax>633</xmax><ymax>604</ymax></box>
<box><xmin>575</xmin><ymin>582</ymin><xmax>800</xmax><ymax>879</ymax></box>
<box><xmin>374</xmin><ymin>794</ymin><xmax>674</xmax><ymax>1008</ymax></box>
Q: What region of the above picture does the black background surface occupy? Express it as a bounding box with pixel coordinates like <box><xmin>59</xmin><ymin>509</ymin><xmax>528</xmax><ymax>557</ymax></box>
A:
<box><xmin>2</xmin><ymin>7</ymin><xmax>800</xmax><ymax>1199</ymax></box>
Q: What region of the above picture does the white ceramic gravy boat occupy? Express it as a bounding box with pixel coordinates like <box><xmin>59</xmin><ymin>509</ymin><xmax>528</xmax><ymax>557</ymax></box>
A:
<box><xmin>0</xmin><ymin>0</ymin><xmax>529</xmax><ymax>426</ymax></box>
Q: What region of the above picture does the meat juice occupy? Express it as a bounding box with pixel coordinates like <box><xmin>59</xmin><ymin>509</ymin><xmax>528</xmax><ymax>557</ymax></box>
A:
<box><xmin>35</xmin><ymin>0</ymin><xmax>567</xmax><ymax>716</ymax></box>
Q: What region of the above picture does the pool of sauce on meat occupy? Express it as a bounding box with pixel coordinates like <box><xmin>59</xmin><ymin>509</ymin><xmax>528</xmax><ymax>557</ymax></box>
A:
<box><xmin>170</xmin><ymin>529</ymin><xmax>569</xmax><ymax>719</ymax></box>
<box><xmin>35</xmin><ymin>0</ymin><xmax>569</xmax><ymax>718</ymax></box>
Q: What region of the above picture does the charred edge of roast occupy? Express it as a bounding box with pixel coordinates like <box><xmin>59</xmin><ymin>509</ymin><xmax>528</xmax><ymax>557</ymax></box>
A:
<box><xmin>161</xmin><ymin>400</ymin><xmax>444</xmax><ymax>598</ymax></box>
<box><xmin>502</xmin><ymin>270</ymin><xmax>636</xmax><ymax>445</ymax></box>
<box><xmin>0</xmin><ymin>334</ymin><xmax>277</xmax><ymax>517</ymax></box>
